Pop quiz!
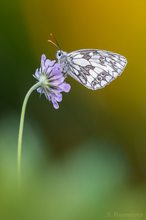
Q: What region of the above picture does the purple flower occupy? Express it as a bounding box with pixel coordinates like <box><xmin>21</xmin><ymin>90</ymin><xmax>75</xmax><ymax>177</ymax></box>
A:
<box><xmin>34</xmin><ymin>54</ymin><xmax>71</xmax><ymax>109</ymax></box>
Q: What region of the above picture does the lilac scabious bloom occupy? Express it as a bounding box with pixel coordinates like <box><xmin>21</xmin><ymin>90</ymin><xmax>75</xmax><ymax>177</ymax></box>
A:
<box><xmin>34</xmin><ymin>54</ymin><xmax>71</xmax><ymax>109</ymax></box>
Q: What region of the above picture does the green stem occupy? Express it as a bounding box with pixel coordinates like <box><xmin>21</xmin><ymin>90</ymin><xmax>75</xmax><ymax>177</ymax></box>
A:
<box><xmin>17</xmin><ymin>81</ymin><xmax>41</xmax><ymax>187</ymax></box>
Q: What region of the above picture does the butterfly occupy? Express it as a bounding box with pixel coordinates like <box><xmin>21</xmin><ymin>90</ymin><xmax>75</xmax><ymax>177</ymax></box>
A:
<box><xmin>48</xmin><ymin>37</ymin><xmax>127</xmax><ymax>90</ymax></box>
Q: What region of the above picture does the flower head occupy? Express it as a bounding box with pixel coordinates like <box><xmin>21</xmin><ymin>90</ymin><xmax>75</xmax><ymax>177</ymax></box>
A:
<box><xmin>34</xmin><ymin>54</ymin><xmax>71</xmax><ymax>109</ymax></box>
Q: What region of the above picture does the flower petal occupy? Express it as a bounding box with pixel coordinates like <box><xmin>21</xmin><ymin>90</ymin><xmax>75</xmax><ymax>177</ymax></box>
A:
<box><xmin>47</xmin><ymin>60</ymin><xmax>56</xmax><ymax>67</ymax></box>
<box><xmin>34</xmin><ymin>68</ymin><xmax>41</xmax><ymax>79</ymax></box>
<box><xmin>45</xmin><ymin>93</ymin><xmax>51</xmax><ymax>101</ymax></box>
<box><xmin>51</xmin><ymin>64</ymin><xmax>62</xmax><ymax>75</ymax></box>
<box><xmin>49</xmin><ymin>77</ymin><xmax>65</xmax><ymax>86</ymax></box>
<box><xmin>41</xmin><ymin>54</ymin><xmax>47</xmax><ymax>72</ymax></box>
<box><xmin>51</xmin><ymin>97</ymin><xmax>59</xmax><ymax>109</ymax></box>
<box><xmin>59</xmin><ymin>83</ymin><xmax>71</xmax><ymax>93</ymax></box>
<box><xmin>50</xmin><ymin>93</ymin><xmax>62</xmax><ymax>102</ymax></box>
<box><xmin>45</xmin><ymin>59</ymin><xmax>55</xmax><ymax>69</ymax></box>
<box><xmin>37</xmin><ymin>87</ymin><xmax>44</xmax><ymax>94</ymax></box>
<box><xmin>49</xmin><ymin>72</ymin><xmax>63</xmax><ymax>80</ymax></box>
<box><xmin>56</xmin><ymin>94</ymin><xmax>62</xmax><ymax>102</ymax></box>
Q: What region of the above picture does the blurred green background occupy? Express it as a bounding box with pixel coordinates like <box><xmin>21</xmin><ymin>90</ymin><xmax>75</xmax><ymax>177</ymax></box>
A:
<box><xmin>0</xmin><ymin>0</ymin><xmax>146</xmax><ymax>219</ymax></box>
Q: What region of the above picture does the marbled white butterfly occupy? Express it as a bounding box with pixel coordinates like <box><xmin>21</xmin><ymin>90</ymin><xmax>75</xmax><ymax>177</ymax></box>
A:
<box><xmin>49</xmin><ymin>37</ymin><xmax>127</xmax><ymax>90</ymax></box>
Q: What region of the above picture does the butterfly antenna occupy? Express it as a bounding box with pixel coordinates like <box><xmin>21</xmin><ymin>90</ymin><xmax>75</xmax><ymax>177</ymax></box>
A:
<box><xmin>48</xmin><ymin>33</ymin><xmax>61</xmax><ymax>50</ymax></box>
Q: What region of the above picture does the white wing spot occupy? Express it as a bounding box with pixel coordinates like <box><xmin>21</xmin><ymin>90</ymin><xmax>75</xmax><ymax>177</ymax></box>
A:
<box><xmin>117</xmin><ymin>69</ymin><xmax>122</xmax><ymax>74</ymax></box>
<box><xmin>87</xmin><ymin>75</ymin><xmax>94</xmax><ymax>84</ymax></box>
<box><xmin>120</xmin><ymin>57</ymin><xmax>126</xmax><ymax>62</ymax></box>
<box><xmin>72</xmin><ymin>68</ymin><xmax>79</xmax><ymax>75</ymax></box>
<box><xmin>115</xmin><ymin>62</ymin><xmax>123</xmax><ymax>68</ymax></box>
<box><xmin>106</xmin><ymin>75</ymin><xmax>112</xmax><ymax>82</ymax></box>
<box><xmin>113</xmin><ymin>72</ymin><xmax>118</xmax><ymax>77</ymax></box>
<box><xmin>106</xmin><ymin>65</ymin><xmax>115</xmax><ymax>72</ymax></box>
<box><xmin>89</xmin><ymin>69</ymin><xmax>97</xmax><ymax>78</ymax></box>
<box><xmin>99</xmin><ymin>51</ymin><xmax>109</xmax><ymax>56</ymax></box>
<box><xmin>94</xmin><ymin>67</ymin><xmax>103</xmax><ymax>74</ymax></box>
<box><xmin>95</xmin><ymin>84</ymin><xmax>102</xmax><ymax>89</ymax></box>
<box><xmin>101</xmin><ymin>80</ymin><xmax>107</xmax><ymax>87</ymax></box>
<box><xmin>71</xmin><ymin>64</ymin><xmax>80</xmax><ymax>70</ymax></box>
<box><xmin>73</xmin><ymin>58</ymin><xmax>90</xmax><ymax>66</ymax></box>
<box><xmin>78</xmin><ymin>74</ymin><xmax>87</xmax><ymax>84</ymax></box>
<box><xmin>95</xmin><ymin>64</ymin><xmax>108</xmax><ymax>72</ymax></box>
<box><xmin>106</xmin><ymin>58</ymin><xmax>111</xmax><ymax>62</ymax></box>
<box><xmin>74</xmin><ymin>54</ymin><xmax>83</xmax><ymax>58</ymax></box>
<box><xmin>90</xmin><ymin>61</ymin><xmax>100</xmax><ymax>66</ymax></box>
<box><xmin>121</xmin><ymin>61</ymin><xmax>126</xmax><ymax>66</ymax></box>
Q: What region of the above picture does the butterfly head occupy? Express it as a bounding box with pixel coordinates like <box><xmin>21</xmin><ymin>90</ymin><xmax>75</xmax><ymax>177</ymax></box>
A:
<box><xmin>56</xmin><ymin>50</ymin><xmax>67</xmax><ymax>61</ymax></box>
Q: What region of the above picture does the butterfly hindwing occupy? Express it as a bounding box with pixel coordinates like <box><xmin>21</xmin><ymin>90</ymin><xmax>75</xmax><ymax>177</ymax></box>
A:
<box><xmin>66</xmin><ymin>49</ymin><xmax>127</xmax><ymax>90</ymax></box>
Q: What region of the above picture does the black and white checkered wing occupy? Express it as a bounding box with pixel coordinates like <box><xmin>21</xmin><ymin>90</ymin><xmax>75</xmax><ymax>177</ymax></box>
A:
<box><xmin>67</xmin><ymin>49</ymin><xmax>127</xmax><ymax>90</ymax></box>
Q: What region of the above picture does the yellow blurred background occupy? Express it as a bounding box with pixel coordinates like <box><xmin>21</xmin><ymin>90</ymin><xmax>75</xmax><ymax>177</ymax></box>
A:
<box><xmin>0</xmin><ymin>0</ymin><xmax>146</xmax><ymax>219</ymax></box>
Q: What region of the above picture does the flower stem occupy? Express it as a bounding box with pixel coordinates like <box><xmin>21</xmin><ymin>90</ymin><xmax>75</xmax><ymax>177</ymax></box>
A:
<box><xmin>17</xmin><ymin>81</ymin><xmax>41</xmax><ymax>188</ymax></box>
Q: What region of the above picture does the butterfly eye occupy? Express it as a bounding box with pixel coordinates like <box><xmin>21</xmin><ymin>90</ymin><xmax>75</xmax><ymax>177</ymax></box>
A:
<box><xmin>58</xmin><ymin>51</ymin><xmax>62</xmax><ymax>57</ymax></box>
<box><xmin>56</xmin><ymin>51</ymin><xmax>63</xmax><ymax>59</ymax></box>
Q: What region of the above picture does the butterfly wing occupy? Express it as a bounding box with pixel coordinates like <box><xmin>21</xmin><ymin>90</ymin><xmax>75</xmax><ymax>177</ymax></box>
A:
<box><xmin>66</xmin><ymin>49</ymin><xmax>127</xmax><ymax>90</ymax></box>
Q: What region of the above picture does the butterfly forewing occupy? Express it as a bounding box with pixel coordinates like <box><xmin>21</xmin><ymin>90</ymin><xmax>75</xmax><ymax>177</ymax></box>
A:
<box><xmin>66</xmin><ymin>49</ymin><xmax>127</xmax><ymax>90</ymax></box>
